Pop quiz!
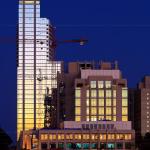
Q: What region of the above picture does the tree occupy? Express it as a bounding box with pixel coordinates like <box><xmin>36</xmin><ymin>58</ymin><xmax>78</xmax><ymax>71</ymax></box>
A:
<box><xmin>0</xmin><ymin>128</ymin><xmax>12</xmax><ymax>150</ymax></box>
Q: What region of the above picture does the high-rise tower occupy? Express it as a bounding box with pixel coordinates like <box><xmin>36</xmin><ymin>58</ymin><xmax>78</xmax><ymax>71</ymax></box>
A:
<box><xmin>17</xmin><ymin>0</ymin><xmax>62</xmax><ymax>138</ymax></box>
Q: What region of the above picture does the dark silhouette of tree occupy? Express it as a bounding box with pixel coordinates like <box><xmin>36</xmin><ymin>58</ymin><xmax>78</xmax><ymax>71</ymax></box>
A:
<box><xmin>140</xmin><ymin>132</ymin><xmax>150</xmax><ymax>150</ymax></box>
<box><xmin>0</xmin><ymin>128</ymin><xmax>12</xmax><ymax>150</ymax></box>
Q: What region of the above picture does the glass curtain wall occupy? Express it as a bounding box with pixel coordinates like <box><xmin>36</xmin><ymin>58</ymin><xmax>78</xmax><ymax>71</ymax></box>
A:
<box><xmin>17</xmin><ymin>0</ymin><xmax>61</xmax><ymax>138</ymax></box>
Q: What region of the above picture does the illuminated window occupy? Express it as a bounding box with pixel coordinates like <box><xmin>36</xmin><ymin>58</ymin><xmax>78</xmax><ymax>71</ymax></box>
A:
<box><xmin>41</xmin><ymin>134</ymin><xmax>48</xmax><ymax>140</ymax></box>
<box><xmin>105</xmin><ymin>81</ymin><xmax>111</xmax><ymax>88</ymax></box>
<box><xmin>91</xmin><ymin>90</ymin><xmax>97</xmax><ymax>97</ymax></box>
<box><xmin>91</xmin><ymin>99</ymin><xmax>97</xmax><ymax>106</ymax></box>
<box><xmin>86</xmin><ymin>116</ymin><xmax>90</xmax><ymax>121</ymax></box>
<box><xmin>106</xmin><ymin>107</ymin><xmax>112</xmax><ymax>115</ymax></box>
<box><xmin>75</xmin><ymin>98</ymin><xmax>81</xmax><ymax>106</ymax></box>
<box><xmin>113</xmin><ymin>116</ymin><xmax>116</xmax><ymax>121</ymax></box>
<box><xmin>106</xmin><ymin>99</ymin><xmax>111</xmax><ymax>106</ymax></box>
<box><xmin>86</xmin><ymin>108</ymin><xmax>89</xmax><ymax>115</ymax></box>
<box><xmin>108</xmin><ymin>134</ymin><xmax>115</xmax><ymax>140</ymax></box>
<box><xmin>86</xmin><ymin>90</ymin><xmax>89</xmax><ymax>97</ymax></box>
<box><xmin>113</xmin><ymin>90</ymin><xmax>116</xmax><ymax>97</ymax></box>
<box><xmin>49</xmin><ymin>134</ymin><xmax>56</xmax><ymax>140</ymax></box>
<box><xmin>106</xmin><ymin>90</ymin><xmax>112</xmax><ymax>98</ymax></box>
<box><xmin>98</xmin><ymin>116</ymin><xmax>104</xmax><ymax>120</ymax></box>
<box><xmin>99</xmin><ymin>107</ymin><xmax>104</xmax><ymax>115</ymax></box>
<box><xmin>83</xmin><ymin>134</ymin><xmax>90</xmax><ymax>140</ymax></box>
<box><xmin>75</xmin><ymin>116</ymin><xmax>81</xmax><ymax>121</ymax></box>
<box><xmin>86</xmin><ymin>98</ymin><xmax>89</xmax><ymax>106</ymax></box>
<box><xmin>75</xmin><ymin>89</ymin><xmax>81</xmax><ymax>97</ymax></box>
<box><xmin>91</xmin><ymin>116</ymin><xmax>97</xmax><ymax>121</ymax></box>
<box><xmin>122</xmin><ymin>99</ymin><xmax>128</xmax><ymax>106</ymax></box>
<box><xmin>122</xmin><ymin>107</ymin><xmax>128</xmax><ymax>115</ymax></box>
<box><xmin>91</xmin><ymin>134</ymin><xmax>98</xmax><ymax>140</ymax></box>
<box><xmin>113</xmin><ymin>99</ymin><xmax>116</xmax><ymax>106</ymax></box>
<box><xmin>58</xmin><ymin>134</ymin><xmax>64</xmax><ymax>140</ymax></box>
<box><xmin>122</xmin><ymin>116</ymin><xmax>128</xmax><ymax>121</ymax></box>
<box><xmin>106</xmin><ymin>116</ymin><xmax>112</xmax><ymax>120</ymax></box>
<box><xmin>66</xmin><ymin>134</ymin><xmax>73</xmax><ymax>140</ymax></box>
<box><xmin>122</xmin><ymin>88</ymin><xmax>128</xmax><ymax>98</ymax></box>
<box><xmin>90</xmin><ymin>81</ymin><xmax>96</xmax><ymax>88</ymax></box>
<box><xmin>100</xmin><ymin>134</ymin><xmax>106</xmax><ymax>140</ymax></box>
<box><xmin>75</xmin><ymin>107</ymin><xmax>81</xmax><ymax>115</ymax></box>
<box><xmin>113</xmin><ymin>107</ymin><xmax>116</xmax><ymax>115</ymax></box>
<box><xmin>99</xmin><ymin>90</ymin><xmax>104</xmax><ymax>97</ymax></box>
<box><xmin>91</xmin><ymin>107</ymin><xmax>97</xmax><ymax>115</ymax></box>
<box><xmin>125</xmin><ymin>134</ymin><xmax>132</xmax><ymax>140</ymax></box>
<box><xmin>98</xmin><ymin>81</ymin><xmax>104</xmax><ymax>88</ymax></box>
<box><xmin>98</xmin><ymin>99</ymin><xmax>104</xmax><ymax>106</ymax></box>
<box><xmin>74</xmin><ymin>134</ymin><xmax>81</xmax><ymax>140</ymax></box>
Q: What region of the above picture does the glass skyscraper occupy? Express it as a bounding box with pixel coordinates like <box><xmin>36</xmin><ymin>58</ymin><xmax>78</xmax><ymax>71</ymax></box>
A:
<box><xmin>17</xmin><ymin>0</ymin><xmax>62</xmax><ymax>138</ymax></box>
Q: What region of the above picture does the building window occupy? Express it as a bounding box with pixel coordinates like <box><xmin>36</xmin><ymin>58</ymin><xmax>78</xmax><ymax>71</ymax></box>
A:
<box><xmin>122</xmin><ymin>107</ymin><xmax>128</xmax><ymax>115</ymax></box>
<box><xmin>98</xmin><ymin>99</ymin><xmax>104</xmax><ymax>106</ymax></box>
<box><xmin>106</xmin><ymin>107</ymin><xmax>112</xmax><ymax>115</ymax></box>
<box><xmin>74</xmin><ymin>134</ymin><xmax>81</xmax><ymax>140</ymax></box>
<box><xmin>75</xmin><ymin>89</ymin><xmax>81</xmax><ymax>97</ymax></box>
<box><xmin>106</xmin><ymin>90</ymin><xmax>112</xmax><ymax>98</ymax></box>
<box><xmin>98</xmin><ymin>116</ymin><xmax>104</xmax><ymax>120</ymax></box>
<box><xmin>41</xmin><ymin>134</ymin><xmax>48</xmax><ymax>140</ymax></box>
<box><xmin>75</xmin><ymin>98</ymin><xmax>81</xmax><ymax>106</ymax></box>
<box><xmin>113</xmin><ymin>99</ymin><xmax>116</xmax><ymax>106</ymax></box>
<box><xmin>99</xmin><ymin>90</ymin><xmax>104</xmax><ymax>97</ymax></box>
<box><xmin>122</xmin><ymin>99</ymin><xmax>128</xmax><ymax>106</ymax></box>
<box><xmin>91</xmin><ymin>107</ymin><xmax>97</xmax><ymax>115</ymax></box>
<box><xmin>125</xmin><ymin>134</ymin><xmax>132</xmax><ymax>140</ymax></box>
<box><xmin>113</xmin><ymin>107</ymin><xmax>116</xmax><ymax>115</ymax></box>
<box><xmin>58</xmin><ymin>134</ymin><xmax>65</xmax><ymax>140</ymax></box>
<box><xmin>122</xmin><ymin>116</ymin><xmax>128</xmax><ymax>121</ymax></box>
<box><xmin>86</xmin><ymin>98</ymin><xmax>89</xmax><ymax>106</ymax></box>
<box><xmin>91</xmin><ymin>99</ymin><xmax>97</xmax><ymax>106</ymax></box>
<box><xmin>106</xmin><ymin>116</ymin><xmax>112</xmax><ymax>120</ymax></box>
<box><xmin>75</xmin><ymin>107</ymin><xmax>81</xmax><ymax>115</ymax></box>
<box><xmin>105</xmin><ymin>81</ymin><xmax>111</xmax><ymax>88</ymax></box>
<box><xmin>86</xmin><ymin>108</ymin><xmax>89</xmax><ymax>115</ymax></box>
<box><xmin>83</xmin><ymin>134</ymin><xmax>90</xmax><ymax>140</ymax></box>
<box><xmin>86</xmin><ymin>116</ymin><xmax>90</xmax><ymax>121</ymax></box>
<box><xmin>147</xmin><ymin>125</ymin><xmax>149</xmax><ymax>128</ymax></box>
<box><xmin>90</xmin><ymin>81</ymin><xmax>96</xmax><ymax>88</ymax></box>
<box><xmin>113</xmin><ymin>90</ymin><xmax>116</xmax><ymax>98</ymax></box>
<box><xmin>122</xmin><ymin>88</ymin><xmax>128</xmax><ymax>98</ymax></box>
<box><xmin>113</xmin><ymin>116</ymin><xmax>116</xmax><ymax>121</ymax></box>
<box><xmin>98</xmin><ymin>81</ymin><xmax>104</xmax><ymax>88</ymax></box>
<box><xmin>98</xmin><ymin>107</ymin><xmax>104</xmax><ymax>115</ymax></box>
<box><xmin>49</xmin><ymin>134</ymin><xmax>56</xmax><ymax>140</ymax></box>
<box><xmin>147</xmin><ymin>102</ymin><xmax>149</xmax><ymax>105</ymax></box>
<box><xmin>91</xmin><ymin>116</ymin><xmax>97</xmax><ymax>121</ymax></box>
<box><xmin>91</xmin><ymin>90</ymin><xmax>97</xmax><ymax>97</ymax></box>
<box><xmin>106</xmin><ymin>99</ymin><xmax>111</xmax><ymax>106</ymax></box>
<box><xmin>75</xmin><ymin>116</ymin><xmax>81</xmax><ymax>121</ymax></box>
<box><xmin>100</xmin><ymin>134</ymin><xmax>106</xmax><ymax>140</ymax></box>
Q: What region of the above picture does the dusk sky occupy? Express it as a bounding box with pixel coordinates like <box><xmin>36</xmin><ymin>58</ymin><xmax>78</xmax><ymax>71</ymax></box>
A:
<box><xmin>0</xmin><ymin>0</ymin><xmax>150</xmax><ymax>141</ymax></box>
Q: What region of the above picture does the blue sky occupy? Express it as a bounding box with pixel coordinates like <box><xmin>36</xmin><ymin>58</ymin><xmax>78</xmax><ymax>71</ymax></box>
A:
<box><xmin>0</xmin><ymin>0</ymin><xmax>150</xmax><ymax>141</ymax></box>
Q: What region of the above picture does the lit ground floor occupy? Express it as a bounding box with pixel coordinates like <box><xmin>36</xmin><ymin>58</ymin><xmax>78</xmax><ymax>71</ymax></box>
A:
<box><xmin>18</xmin><ymin>128</ymin><xmax>135</xmax><ymax>150</ymax></box>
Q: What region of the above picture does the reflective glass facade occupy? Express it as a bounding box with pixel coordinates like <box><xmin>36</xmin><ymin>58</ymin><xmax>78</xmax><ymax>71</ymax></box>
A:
<box><xmin>17</xmin><ymin>0</ymin><xmax>62</xmax><ymax>138</ymax></box>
